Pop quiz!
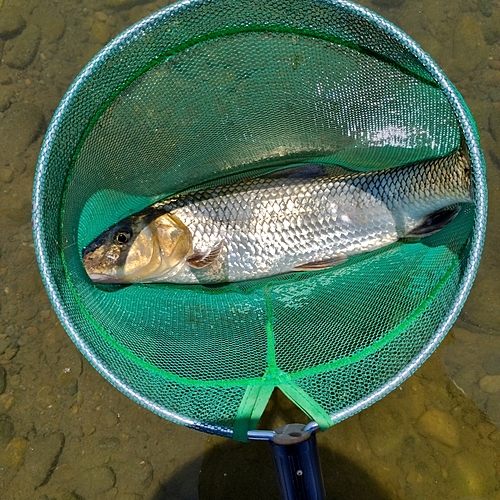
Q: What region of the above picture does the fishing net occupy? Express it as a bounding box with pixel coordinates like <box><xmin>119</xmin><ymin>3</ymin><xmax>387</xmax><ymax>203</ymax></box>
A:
<box><xmin>33</xmin><ymin>0</ymin><xmax>486</xmax><ymax>441</ymax></box>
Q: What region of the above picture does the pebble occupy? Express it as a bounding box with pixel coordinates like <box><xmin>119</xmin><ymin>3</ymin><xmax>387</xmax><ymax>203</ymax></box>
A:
<box><xmin>23</xmin><ymin>326</ymin><xmax>39</xmax><ymax>338</ymax></box>
<box><xmin>489</xmin><ymin>107</ymin><xmax>500</xmax><ymax>142</ymax></box>
<box><xmin>91</xmin><ymin>21</ymin><xmax>111</xmax><ymax>45</ymax></box>
<box><xmin>58</xmin><ymin>373</ymin><xmax>79</xmax><ymax>397</ymax></box>
<box><xmin>452</xmin><ymin>14</ymin><xmax>489</xmax><ymax>73</ymax></box>
<box><xmin>0</xmin><ymin>71</ymin><xmax>11</xmax><ymax>85</ymax></box>
<box><xmin>74</xmin><ymin>465</ymin><xmax>116</xmax><ymax>497</ymax></box>
<box><xmin>490</xmin><ymin>87</ymin><xmax>500</xmax><ymax>102</ymax></box>
<box><xmin>405</xmin><ymin>468</ymin><xmax>424</xmax><ymax>485</ymax></box>
<box><xmin>120</xmin><ymin>459</ymin><xmax>152</xmax><ymax>498</ymax></box>
<box><xmin>0</xmin><ymin>336</ymin><xmax>10</xmax><ymax>355</ymax></box>
<box><xmin>0</xmin><ymin>167</ymin><xmax>13</xmax><ymax>183</ymax></box>
<box><xmin>484</xmin><ymin>11</ymin><xmax>500</xmax><ymax>44</ymax></box>
<box><xmin>95</xmin><ymin>11</ymin><xmax>108</xmax><ymax>22</ymax></box>
<box><xmin>479</xmin><ymin>374</ymin><xmax>500</xmax><ymax>393</ymax></box>
<box><xmin>58</xmin><ymin>347</ymin><xmax>83</xmax><ymax>377</ymax></box>
<box><xmin>476</xmin><ymin>421</ymin><xmax>496</xmax><ymax>441</ymax></box>
<box><xmin>416</xmin><ymin>408</ymin><xmax>460</xmax><ymax>448</ymax></box>
<box><xmin>489</xmin><ymin>429</ymin><xmax>500</xmax><ymax>442</ymax></box>
<box><xmin>0</xmin><ymin>85</ymin><xmax>13</xmax><ymax>112</ymax></box>
<box><xmin>40</xmin><ymin>309</ymin><xmax>51</xmax><ymax>320</ymax></box>
<box><xmin>0</xmin><ymin>393</ymin><xmax>14</xmax><ymax>412</ymax></box>
<box><xmin>32</xmin><ymin>7</ymin><xmax>66</xmax><ymax>44</ymax></box>
<box><xmin>0</xmin><ymin>102</ymin><xmax>45</xmax><ymax>164</ymax></box>
<box><xmin>3</xmin><ymin>23</ymin><xmax>41</xmax><ymax>69</ymax></box>
<box><xmin>478</xmin><ymin>0</ymin><xmax>493</xmax><ymax>17</ymax></box>
<box><xmin>0</xmin><ymin>8</ymin><xmax>26</xmax><ymax>39</ymax></box>
<box><xmin>0</xmin><ymin>364</ymin><xmax>5</xmax><ymax>394</ymax></box>
<box><xmin>100</xmin><ymin>409</ymin><xmax>120</xmax><ymax>428</ymax></box>
<box><xmin>128</xmin><ymin>459</ymin><xmax>154</xmax><ymax>489</ymax></box>
<box><xmin>1</xmin><ymin>436</ymin><xmax>28</xmax><ymax>468</ymax></box>
<box><xmin>23</xmin><ymin>432</ymin><xmax>65</xmax><ymax>487</ymax></box>
<box><xmin>0</xmin><ymin>413</ymin><xmax>14</xmax><ymax>450</ymax></box>
<box><xmin>485</xmin><ymin>395</ymin><xmax>500</xmax><ymax>427</ymax></box>
<box><xmin>462</xmin><ymin>407</ymin><xmax>481</xmax><ymax>427</ymax></box>
<box><xmin>450</xmin><ymin>451</ymin><xmax>497</xmax><ymax>496</ymax></box>
<box><xmin>98</xmin><ymin>436</ymin><xmax>121</xmax><ymax>449</ymax></box>
<box><xmin>128</xmin><ymin>5</ymin><xmax>154</xmax><ymax>24</ymax></box>
<box><xmin>450</xmin><ymin>364</ymin><xmax>479</xmax><ymax>397</ymax></box>
<box><xmin>359</xmin><ymin>405</ymin><xmax>407</xmax><ymax>457</ymax></box>
<box><xmin>8</xmin><ymin>373</ymin><xmax>19</xmax><ymax>387</ymax></box>
<box><xmin>482</xmin><ymin>352</ymin><xmax>500</xmax><ymax>375</ymax></box>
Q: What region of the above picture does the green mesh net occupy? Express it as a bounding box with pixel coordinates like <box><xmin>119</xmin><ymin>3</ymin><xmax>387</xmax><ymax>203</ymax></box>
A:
<box><xmin>33</xmin><ymin>0</ymin><xmax>486</xmax><ymax>441</ymax></box>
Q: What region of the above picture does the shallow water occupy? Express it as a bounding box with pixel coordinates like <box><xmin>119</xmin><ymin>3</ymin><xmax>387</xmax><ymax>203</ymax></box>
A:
<box><xmin>0</xmin><ymin>0</ymin><xmax>499</xmax><ymax>498</ymax></box>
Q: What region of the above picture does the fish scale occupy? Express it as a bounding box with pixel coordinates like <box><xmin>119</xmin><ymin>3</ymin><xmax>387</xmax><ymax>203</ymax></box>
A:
<box><xmin>82</xmin><ymin>143</ymin><xmax>472</xmax><ymax>284</ymax></box>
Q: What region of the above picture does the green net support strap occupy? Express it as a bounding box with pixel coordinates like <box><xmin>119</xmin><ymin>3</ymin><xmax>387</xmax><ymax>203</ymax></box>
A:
<box><xmin>234</xmin><ymin>384</ymin><xmax>275</xmax><ymax>441</ymax></box>
<box><xmin>234</xmin><ymin>382</ymin><xmax>332</xmax><ymax>441</ymax></box>
<box><xmin>279</xmin><ymin>383</ymin><xmax>333</xmax><ymax>429</ymax></box>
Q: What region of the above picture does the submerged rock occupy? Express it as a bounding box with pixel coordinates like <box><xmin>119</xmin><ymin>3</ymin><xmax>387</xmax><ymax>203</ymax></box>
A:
<box><xmin>23</xmin><ymin>432</ymin><xmax>65</xmax><ymax>487</ymax></box>
<box><xmin>479</xmin><ymin>374</ymin><xmax>500</xmax><ymax>393</ymax></box>
<box><xmin>0</xmin><ymin>413</ymin><xmax>14</xmax><ymax>450</ymax></box>
<box><xmin>0</xmin><ymin>102</ymin><xmax>44</xmax><ymax>164</ymax></box>
<box><xmin>359</xmin><ymin>404</ymin><xmax>407</xmax><ymax>457</ymax></box>
<box><xmin>74</xmin><ymin>465</ymin><xmax>116</xmax><ymax>497</ymax></box>
<box><xmin>0</xmin><ymin>85</ymin><xmax>12</xmax><ymax>113</ymax></box>
<box><xmin>416</xmin><ymin>408</ymin><xmax>460</xmax><ymax>448</ymax></box>
<box><xmin>453</xmin><ymin>14</ymin><xmax>489</xmax><ymax>73</ymax></box>
<box><xmin>450</xmin><ymin>451</ymin><xmax>497</xmax><ymax>496</ymax></box>
<box><xmin>482</xmin><ymin>351</ymin><xmax>500</xmax><ymax>375</ymax></box>
<box><xmin>0</xmin><ymin>364</ymin><xmax>6</xmax><ymax>394</ymax></box>
<box><xmin>1</xmin><ymin>436</ymin><xmax>28</xmax><ymax>468</ymax></box>
<box><xmin>0</xmin><ymin>8</ymin><xmax>26</xmax><ymax>39</ymax></box>
<box><xmin>3</xmin><ymin>23</ymin><xmax>40</xmax><ymax>69</ymax></box>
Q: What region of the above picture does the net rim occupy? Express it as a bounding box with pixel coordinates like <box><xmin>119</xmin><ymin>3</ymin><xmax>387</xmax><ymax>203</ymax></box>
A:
<box><xmin>32</xmin><ymin>0</ymin><xmax>487</xmax><ymax>438</ymax></box>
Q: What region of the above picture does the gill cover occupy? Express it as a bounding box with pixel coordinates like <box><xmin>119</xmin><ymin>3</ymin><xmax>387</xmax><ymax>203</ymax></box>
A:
<box><xmin>123</xmin><ymin>213</ymin><xmax>191</xmax><ymax>282</ymax></box>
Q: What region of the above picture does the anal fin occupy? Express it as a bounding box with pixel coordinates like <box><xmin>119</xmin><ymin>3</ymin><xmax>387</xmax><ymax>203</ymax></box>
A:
<box><xmin>406</xmin><ymin>206</ymin><xmax>461</xmax><ymax>238</ymax></box>
<box><xmin>293</xmin><ymin>255</ymin><xmax>347</xmax><ymax>271</ymax></box>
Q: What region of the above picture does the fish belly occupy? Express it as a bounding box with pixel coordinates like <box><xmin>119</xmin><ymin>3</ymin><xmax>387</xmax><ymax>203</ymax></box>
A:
<box><xmin>165</xmin><ymin>179</ymin><xmax>399</xmax><ymax>283</ymax></box>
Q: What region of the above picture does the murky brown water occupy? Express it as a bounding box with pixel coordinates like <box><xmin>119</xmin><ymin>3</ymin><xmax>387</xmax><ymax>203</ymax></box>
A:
<box><xmin>0</xmin><ymin>0</ymin><xmax>499</xmax><ymax>498</ymax></box>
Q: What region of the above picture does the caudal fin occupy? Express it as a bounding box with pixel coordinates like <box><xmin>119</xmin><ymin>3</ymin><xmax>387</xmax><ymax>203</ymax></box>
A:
<box><xmin>405</xmin><ymin>206</ymin><xmax>461</xmax><ymax>238</ymax></box>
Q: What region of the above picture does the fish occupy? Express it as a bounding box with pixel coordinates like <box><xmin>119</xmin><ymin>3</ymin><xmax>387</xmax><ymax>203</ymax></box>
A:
<box><xmin>82</xmin><ymin>143</ymin><xmax>472</xmax><ymax>284</ymax></box>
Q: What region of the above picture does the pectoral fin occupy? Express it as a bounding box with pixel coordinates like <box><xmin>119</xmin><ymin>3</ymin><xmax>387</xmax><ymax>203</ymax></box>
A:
<box><xmin>406</xmin><ymin>206</ymin><xmax>461</xmax><ymax>238</ymax></box>
<box><xmin>187</xmin><ymin>243</ymin><xmax>222</xmax><ymax>269</ymax></box>
<box><xmin>293</xmin><ymin>255</ymin><xmax>347</xmax><ymax>271</ymax></box>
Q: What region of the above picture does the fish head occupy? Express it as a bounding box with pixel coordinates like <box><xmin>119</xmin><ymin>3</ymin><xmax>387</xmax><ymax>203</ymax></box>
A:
<box><xmin>82</xmin><ymin>212</ymin><xmax>191</xmax><ymax>283</ymax></box>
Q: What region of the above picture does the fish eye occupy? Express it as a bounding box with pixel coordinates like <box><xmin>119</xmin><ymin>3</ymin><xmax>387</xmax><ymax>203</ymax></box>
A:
<box><xmin>114</xmin><ymin>230</ymin><xmax>132</xmax><ymax>244</ymax></box>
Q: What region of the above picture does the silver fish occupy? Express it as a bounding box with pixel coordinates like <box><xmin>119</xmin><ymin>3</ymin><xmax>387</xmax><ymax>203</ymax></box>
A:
<box><xmin>82</xmin><ymin>145</ymin><xmax>471</xmax><ymax>284</ymax></box>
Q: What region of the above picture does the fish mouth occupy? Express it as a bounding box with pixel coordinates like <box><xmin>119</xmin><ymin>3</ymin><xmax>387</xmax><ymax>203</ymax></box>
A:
<box><xmin>88</xmin><ymin>273</ymin><xmax>117</xmax><ymax>283</ymax></box>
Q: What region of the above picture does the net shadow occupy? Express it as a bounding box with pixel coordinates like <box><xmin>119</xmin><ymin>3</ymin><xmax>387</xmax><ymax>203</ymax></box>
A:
<box><xmin>151</xmin><ymin>439</ymin><xmax>389</xmax><ymax>500</ymax></box>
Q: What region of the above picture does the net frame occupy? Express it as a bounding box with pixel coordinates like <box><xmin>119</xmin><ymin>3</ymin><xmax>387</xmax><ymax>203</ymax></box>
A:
<box><xmin>32</xmin><ymin>0</ymin><xmax>487</xmax><ymax>440</ymax></box>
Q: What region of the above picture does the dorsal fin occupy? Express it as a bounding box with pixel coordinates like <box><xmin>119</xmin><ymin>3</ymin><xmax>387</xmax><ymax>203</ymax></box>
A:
<box><xmin>261</xmin><ymin>164</ymin><xmax>335</xmax><ymax>180</ymax></box>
